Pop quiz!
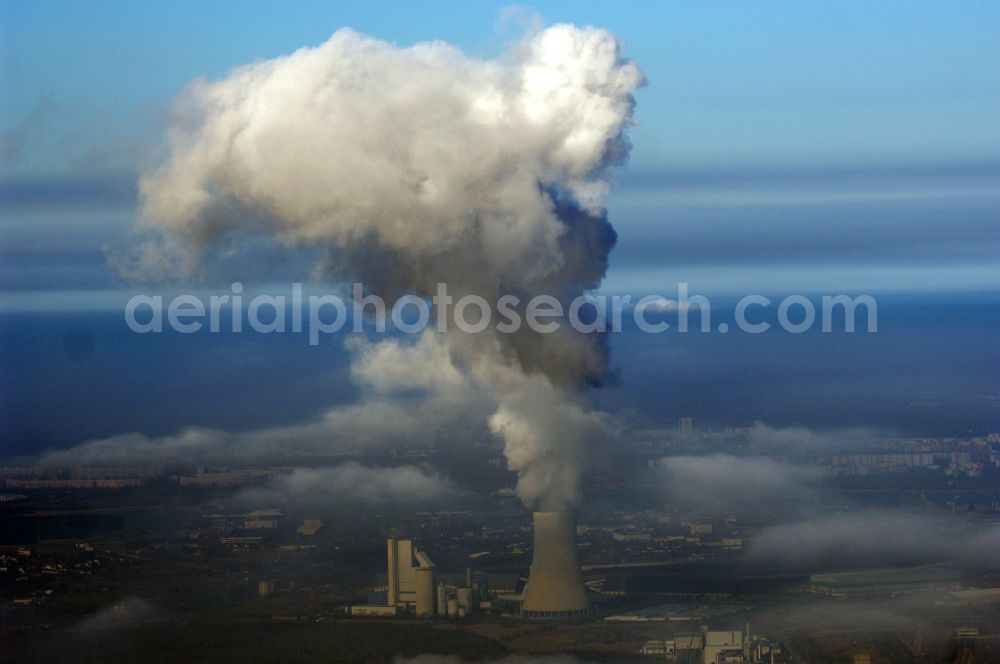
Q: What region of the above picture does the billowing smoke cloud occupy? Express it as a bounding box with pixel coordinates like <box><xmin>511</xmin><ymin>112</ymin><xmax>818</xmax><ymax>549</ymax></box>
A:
<box><xmin>485</xmin><ymin>363</ymin><xmax>609</xmax><ymax>510</ymax></box>
<box><xmin>127</xmin><ymin>24</ymin><xmax>643</xmax><ymax>510</ymax></box>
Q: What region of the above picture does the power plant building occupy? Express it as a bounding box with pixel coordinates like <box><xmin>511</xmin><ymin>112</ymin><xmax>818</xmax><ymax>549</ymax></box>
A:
<box><xmin>351</xmin><ymin>537</ymin><xmax>437</xmax><ymax>617</ymax></box>
<box><xmin>386</xmin><ymin>537</ymin><xmax>437</xmax><ymax>617</ymax></box>
<box><xmin>352</xmin><ymin>517</ymin><xmax>596</xmax><ymax>621</ymax></box>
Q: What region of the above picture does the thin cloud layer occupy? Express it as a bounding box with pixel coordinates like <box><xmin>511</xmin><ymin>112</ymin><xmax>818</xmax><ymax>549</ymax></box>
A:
<box><xmin>38</xmin><ymin>334</ymin><xmax>492</xmax><ymax>466</ymax></box>
<box><xmin>35</xmin><ymin>331</ymin><xmax>610</xmax><ymax>513</ymax></box>
<box><xmin>231</xmin><ymin>463</ymin><xmax>466</xmax><ymax>512</ymax></box>
<box><xmin>745</xmin><ymin>421</ymin><xmax>887</xmax><ymax>453</ymax></box>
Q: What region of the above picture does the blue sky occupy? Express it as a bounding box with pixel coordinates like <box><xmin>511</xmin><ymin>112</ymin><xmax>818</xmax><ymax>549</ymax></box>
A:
<box><xmin>4</xmin><ymin>1</ymin><xmax>998</xmax><ymax>170</ymax></box>
<box><xmin>2</xmin><ymin>1</ymin><xmax>999</xmax><ymax>304</ymax></box>
<box><xmin>1</xmin><ymin>2</ymin><xmax>999</xmax><ymax>450</ymax></box>
<box><xmin>0</xmin><ymin>2</ymin><xmax>1000</xmax><ymax>309</ymax></box>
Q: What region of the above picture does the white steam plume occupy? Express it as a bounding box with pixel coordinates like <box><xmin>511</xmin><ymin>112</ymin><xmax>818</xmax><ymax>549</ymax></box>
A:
<box><xmin>132</xmin><ymin>25</ymin><xmax>643</xmax><ymax>510</ymax></box>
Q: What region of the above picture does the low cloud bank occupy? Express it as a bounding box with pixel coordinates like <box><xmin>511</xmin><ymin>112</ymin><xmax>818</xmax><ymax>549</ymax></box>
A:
<box><xmin>746</xmin><ymin>421</ymin><xmax>887</xmax><ymax>453</ymax></box>
<box><xmin>749</xmin><ymin>511</ymin><xmax>1000</xmax><ymax>569</ymax></box>
<box><xmin>656</xmin><ymin>454</ymin><xmax>811</xmax><ymax>513</ymax></box>
<box><xmin>228</xmin><ymin>463</ymin><xmax>466</xmax><ymax>512</ymax></box>
<box><xmin>73</xmin><ymin>597</ymin><xmax>161</xmax><ymax>634</ymax></box>
<box><xmin>37</xmin><ymin>335</ymin><xmax>493</xmax><ymax>467</ymax></box>
<box><xmin>752</xmin><ymin>593</ymin><xmax>945</xmax><ymax>633</ymax></box>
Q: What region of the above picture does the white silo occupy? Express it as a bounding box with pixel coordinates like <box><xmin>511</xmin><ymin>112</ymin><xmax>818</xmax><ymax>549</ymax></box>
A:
<box><xmin>414</xmin><ymin>566</ymin><xmax>436</xmax><ymax>618</ymax></box>
<box><xmin>436</xmin><ymin>582</ymin><xmax>447</xmax><ymax>616</ymax></box>
<box><xmin>520</xmin><ymin>511</ymin><xmax>592</xmax><ymax>618</ymax></box>
<box><xmin>456</xmin><ymin>586</ymin><xmax>473</xmax><ymax>615</ymax></box>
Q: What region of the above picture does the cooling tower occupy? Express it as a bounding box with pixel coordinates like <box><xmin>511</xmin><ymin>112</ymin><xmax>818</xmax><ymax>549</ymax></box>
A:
<box><xmin>521</xmin><ymin>511</ymin><xmax>593</xmax><ymax>618</ymax></box>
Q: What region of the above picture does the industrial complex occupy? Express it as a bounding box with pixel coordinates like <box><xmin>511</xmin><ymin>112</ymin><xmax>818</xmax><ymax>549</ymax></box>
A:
<box><xmin>352</xmin><ymin>511</ymin><xmax>596</xmax><ymax>620</ymax></box>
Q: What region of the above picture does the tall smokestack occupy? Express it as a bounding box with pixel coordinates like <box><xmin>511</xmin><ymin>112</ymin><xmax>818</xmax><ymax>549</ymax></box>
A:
<box><xmin>521</xmin><ymin>511</ymin><xmax>592</xmax><ymax>618</ymax></box>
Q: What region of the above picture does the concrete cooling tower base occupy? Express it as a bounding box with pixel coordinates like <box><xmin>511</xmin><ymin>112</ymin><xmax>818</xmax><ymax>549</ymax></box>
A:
<box><xmin>521</xmin><ymin>511</ymin><xmax>593</xmax><ymax>619</ymax></box>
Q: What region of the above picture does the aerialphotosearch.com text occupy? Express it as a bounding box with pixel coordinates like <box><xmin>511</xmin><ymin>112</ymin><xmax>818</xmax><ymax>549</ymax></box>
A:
<box><xmin>124</xmin><ymin>282</ymin><xmax>878</xmax><ymax>345</ymax></box>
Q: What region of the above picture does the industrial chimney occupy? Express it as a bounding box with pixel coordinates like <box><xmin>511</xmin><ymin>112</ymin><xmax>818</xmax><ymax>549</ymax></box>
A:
<box><xmin>521</xmin><ymin>511</ymin><xmax>592</xmax><ymax>618</ymax></box>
